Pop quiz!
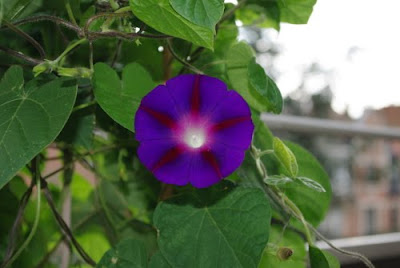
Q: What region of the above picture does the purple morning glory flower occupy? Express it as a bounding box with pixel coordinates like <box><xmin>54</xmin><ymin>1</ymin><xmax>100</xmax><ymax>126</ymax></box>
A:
<box><xmin>134</xmin><ymin>74</ymin><xmax>254</xmax><ymax>188</ymax></box>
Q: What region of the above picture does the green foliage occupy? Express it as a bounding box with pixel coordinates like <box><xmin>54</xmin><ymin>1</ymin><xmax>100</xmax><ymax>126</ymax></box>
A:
<box><xmin>130</xmin><ymin>0</ymin><xmax>214</xmax><ymax>49</ymax></box>
<box><xmin>169</xmin><ymin>0</ymin><xmax>224</xmax><ymax>30</ymax></box>
<box><xmin>258</xmin><ymin>225</ymin><xmax>307</xmax><ymax>268</ymax></box>
<box><xmin>226</xmin><ymin>42</ymin><xmax>283</xmax><ymax>113</ymax></box>
<box><xmin>226</xmin><ymin>42</ymin><xmax>259</xmax><ymax>110</ymax></box>
<box><xmin>148</xmin><ymin>251</ymin><xmax>171</xmax><ymax>268</ymax></box>
<box><xmin>93</xmin><ymin>62</ymin><xmax>156</xmax><ymax>132</ymax></box>
<box><xmin>97</xmin><ymin>239</ymin><xmax>147</xmax><ymax>268</ymax></box>
<box><xmin>278</xmin><ymin>0</ymin><xmax>317</xmax><ymax>24</ymax></box>
<box><xmin>242</xmin><ymin>0</ymin><xmax>317</xmax><ymax>30</ymax></box>
<box><xmin>273</xmin><ymin>137</ymin><xmax>298</xmax><ymax>178</ymax></box>
<box><xmin>0</xmin><ymin>66</ymin><xmax>77</xmax><ymax>189</ymax></box>
<box><xmin>309</xmin><ymin>246</ymin><xmax>340</xmax><ymax>268</ymax></box>
<box><xmin>248</xmin><ymin>58</ymin><xmax>283</xmax><ymax>114</ymax></box>
<box><xmin>153</xmin><ymin>182</ymin><xmax>272</xmax><ymax>268</ymax></box>
<box><xmin>244</xmin><ymin>1</ymin><xmax>281</xmax><ymax>30</ymax></box>
<box><xmin>0</xmin><ymin>1</ymin><xmax>361</xmax><ymax>268</ymax></box>
<box><xmin>279</xmin><ymin>142</ymin><xmax>332</xmax><ymax>227</ymax></box>
<box><xmin>296</xmin><ymin>177</ymin><xmax>326</xmax><ymax>193</ymax></box>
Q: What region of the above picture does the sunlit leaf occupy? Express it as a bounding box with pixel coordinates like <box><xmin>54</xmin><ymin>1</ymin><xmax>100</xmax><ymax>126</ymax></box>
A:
<box><xmin>273</xmin><ymin>137</ymin><xmax>298</xmax><ymax>178</ymax></box>
<box><xmin>248</xmin><ymin>58</ymin><xmax>283</xmax><ymax>114</ymax></box>
<box><xmin>258</xmin><ymin>225</ymin><xmax>307</xmax><ymax>268</ymax></box>
<box><xmin>309</xmin><ymin>246</ymin><xmax>340</xmax><ymax>268</ymax></box>
<box><xmin>93</xmin><ymin>62</ymin><xmax>156</xmax><ymax>132</ymax></box>
<box><xmin>264</xmin><ymin>175</ymin><xmax>293</xmax><ymax>186</ymax></box>
<box><xmin>169</xmin><ymin>0</ymin><xmax>224</xmax><ymax>30</ymax></box>
<box><xmin>278</xmin><ymin>0</ymin><xmax>317</xmax><ymax>24</ymax></box>
<box><xmin>296</xmin><ymin>177</ymin><xmax>326</xmax><ymax>193</ymax></box>
<box><xmin>279</xmin><ymin>142</ymin><xmax>332</xmax><ymax>227</ymax></box>
<box><xmin>130</xmin><ymin>0</ymin><xmax>214</xmax><ymax>49</ymax></box>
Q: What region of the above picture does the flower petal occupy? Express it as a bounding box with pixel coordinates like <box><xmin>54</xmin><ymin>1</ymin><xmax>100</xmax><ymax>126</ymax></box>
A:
<box><xmin>211</xmin><ymin>90</ymin><xmax>254</xmax><ymax>150</ymax></box>
<box><xmin>137</xmin><ymin>140</ymin><xmax>191</xmax><ymax>186</ymax></box>
<box><xmin>189</xmin><ymin>151</ymin><xmax>222</xmax><ymax>188</ymax></box>
<box><xmin>166</xmin><ymin>74</ymin><xmax>227</xmax><ymax>115</ymax></box>
<box><xmin>135</xmin><ymin>85</ymin><xmax>180</xmax><ymax>141</ymax></box>
<box><xmin>211</xmin><ymin>143</ymin><xmax>246</xmax><ymax>177</ymax></box>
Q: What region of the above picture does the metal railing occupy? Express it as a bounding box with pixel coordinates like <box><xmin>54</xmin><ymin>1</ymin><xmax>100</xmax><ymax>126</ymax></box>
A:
<box><xmin>262</xmin><ymin>114</ymin><xmax>400</xmax><ymax>140</ymax></box>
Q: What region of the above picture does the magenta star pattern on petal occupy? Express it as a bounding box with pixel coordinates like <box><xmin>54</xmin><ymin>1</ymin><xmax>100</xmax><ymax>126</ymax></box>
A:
<box><xmin>134</xmin><ymin>74</ymin><xmax>254</xmax><ymax>188</ymax></box>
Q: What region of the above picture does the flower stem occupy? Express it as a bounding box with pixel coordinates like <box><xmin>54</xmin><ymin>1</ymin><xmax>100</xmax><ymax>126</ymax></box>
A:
<box><xmin>56</xmin><ymin>38</ymin><xmax>87</xmax><ymax>63</ymax></box>
<box><xmin>167</xmin><ymin>39</ymin><xmax>204</xmax><ymax>75</ymax></box>
<box><xmin>251</xmin><ymin>144</ymin><xmax>314</xmax><ymax>246</ymax></box>
<box><xmin>72</xmin><ymin>100</ymin><xmax>97</xmax><ymax>113</ymax></box>
<box><xmin>278</xmin><ymin>191</ymin><xmax>314</xmax><ymax>246</ymax></box>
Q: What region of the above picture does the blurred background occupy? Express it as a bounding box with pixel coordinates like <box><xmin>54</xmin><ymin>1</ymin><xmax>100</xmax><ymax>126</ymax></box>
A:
<box><xmin>238</xmin><ymin>0</ymin><xmax>400</xmax><ymax>266</ymax></box>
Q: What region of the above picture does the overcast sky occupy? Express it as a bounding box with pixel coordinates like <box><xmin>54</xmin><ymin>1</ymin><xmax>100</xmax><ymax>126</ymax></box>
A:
<box><xmin>247</xmin><ymin>0</ymin><xmax>400</xmax><ymax>118</ymax></box>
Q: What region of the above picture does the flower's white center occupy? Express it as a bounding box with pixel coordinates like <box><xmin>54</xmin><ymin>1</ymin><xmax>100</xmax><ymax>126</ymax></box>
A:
<box><xmin>184</xmin><ymin>129</ymin><xmax>205</xmax><ymax>148</ymax></box>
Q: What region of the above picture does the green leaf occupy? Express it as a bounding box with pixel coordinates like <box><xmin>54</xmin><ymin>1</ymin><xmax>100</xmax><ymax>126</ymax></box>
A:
<box><xmin>149</xmin><ymin>252</ymin><xmax>172</xmax><ymax>268</ymax></box>
<box><xmin>58</xmin><ymin>109</ymin><xmax>95</xmax><ymax>149</ymax></box>
<box><xmin>75</xmin><ymin>225</ymin><xmax>111</xmax><ymax>263</ymax></box>
<box><xmin>309</xmin><ymin>246</ymin><xmax>340</xmax><ymax>268</ymax></box>
<box><xmin>93</xmin><ymin>62</ymin><xmax>156</xmax><ymax>132</ymax></box>
<box><xmin>226</xmin><ymin>42</ymin><xmax>265</xmax><ymax>112</ymax></box>
<box><xmin>0</xmin><ymin>1</ymin><xmax>3</xmax><ymax>27</ymax></box>
<box><xmin>4</xmin><ymin>0</ymin><xmax>33</xmax><ymax>19</ymax></box>
<box><xmin>296</xmin><ymin>177</ymin><xmax>326</xmax><ymax>193</ymax></box>
<box><xmin>278</xmin><ymin>0</ymin><xmax>317</xmax><ymax>24</ymax></box>
<box><xmin>258</xmin><ymin>225</ymin><xmax>307</xmax><ymax>268</ymax></box>
<box><xmin>130</xmin><ymin>0</ymin><xmax>214</xmax><ymax>49</ymax></box>
<box><xmin>252</xmin><ymin>111</ymin><xmax>274</xmax><ymax>151</ymax></box>
<box><xmin>241</xmin><ymin>2</ymin><xmax>280</xmax><ymax>30</ymax></box>
<box><xmin>97</xmin><ymin>239</ymin><xmax>147</xmax><ymax>268</ymax></box>
<box><xmin>153</xmin><ymin>182</ymin><xmax>271</xmax><ymax>268</ymax></box>
<box><xmin>169</xmin><ymin>0</ymin><xmax>224</xmax><ymax>30</ymax></box>
<box><xmin>192</xmin><ymin>21</ymin><xmax>238</xmax><ymax>79</ymax></box>
<box><xmin>120</xmin><ymin>39</ymin><xmax>164</xmax><ymax>82</ymax></box>
<box><xmin>264</xmin><ymin>175</ymin><xmax>293</xmax><ymax>186</ymax></box>
<box><xmin>0</xmin><ymin>66</ymin><xmax>77</xmax><ymax>189</ymax></box>
<box><xmin>279</xmin><ymin>142</ymin><xmax>332</xmax><ymax>227</ymax></box>
<box><xmin>273</xmin><ymin>137</ymin><xmax>298</xmax><ymax>177</ymax></box>
<box><xmin>248</xmin><ymin>58</ymin><xmax>283</xmax><ymax>114</ymax></box>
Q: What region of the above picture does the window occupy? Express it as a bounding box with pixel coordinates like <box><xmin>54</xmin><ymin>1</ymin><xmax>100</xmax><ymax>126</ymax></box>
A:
<box><xmin>390</xmin><ymin>207</ymin><xmax>399</xmax><ymax>232</ymax></box>
<box><xmin>365</xmin><ymin>208</ymin><xmax>377</xmax><ymax>235</ymax></box>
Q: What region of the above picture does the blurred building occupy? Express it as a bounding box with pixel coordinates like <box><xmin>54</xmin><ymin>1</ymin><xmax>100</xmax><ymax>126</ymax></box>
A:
<box><xmin>319</xmin><ymin>106</ymin><xmax>400</xmax><ymax>238</ymax></box>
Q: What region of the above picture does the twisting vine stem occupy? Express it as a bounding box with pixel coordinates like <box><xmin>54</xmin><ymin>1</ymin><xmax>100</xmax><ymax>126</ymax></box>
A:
<box><xmin>251</xmin><ymin>144</ymin><xmax>314</xmax><ymax>246</ymax></box>
<box><xmin>251</xmin><ymin>143</ymin><xmax>375</xmax><ymax>268</ymax></box>
<box><xmin>2</xmin><ymin>157</ymin><xmax>42</xmax><ymax>268</ymax></box>
<box><xmin>167</xmin><ymin>38</ymin><xmax>204</xmax><ymax>75</ymax></box>
<box><xmin>42</xmin><ymin>181</ymin><xmax>96</xmax><ymax>266</ymax></box>
<box><xmin>2</xmin><ymin>20</ymin><xmax>46</xmax><ymax>59</ymax></box>
<box><xmin>309</xmin><ymin>224</ymin><xmax>375</xmax><ymax>268</ymax></box>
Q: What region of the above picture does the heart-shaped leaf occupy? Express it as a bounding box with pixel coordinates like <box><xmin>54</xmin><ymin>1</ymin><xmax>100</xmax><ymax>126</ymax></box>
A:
<box><xmin>130</xmin><ymin>0</ymin><xmax>214</xmax><ymax>49</ymax></box>
<box><xmin>93</xmin><ymin>62</ymin><xmax>156</xmax><ymax>132</ymax></box>
<box><xmin>97</xmin><ymin>239</ymin><xmax>148</xmax><ymax>268</ymax></box>
<box><xmin>153</xmin><ymin>182</ymin><xmax>271</xmax><ymax>268</ymax></box>
<box><xmin>0</xmin><ymin>66</ymin><xmax>77</xmax><ymax>189</ymax></box>
<box><xmin>169</xmin><ymin>0</ymin><xmax>224</xmax><ymax>30</ymax></box>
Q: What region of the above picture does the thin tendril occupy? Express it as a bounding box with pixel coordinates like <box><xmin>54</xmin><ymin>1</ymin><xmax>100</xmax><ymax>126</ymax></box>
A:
<box><xmin>3</xmin><ymin>158</ymin><xmax>42</xmax><ymax>268</ymax></box>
